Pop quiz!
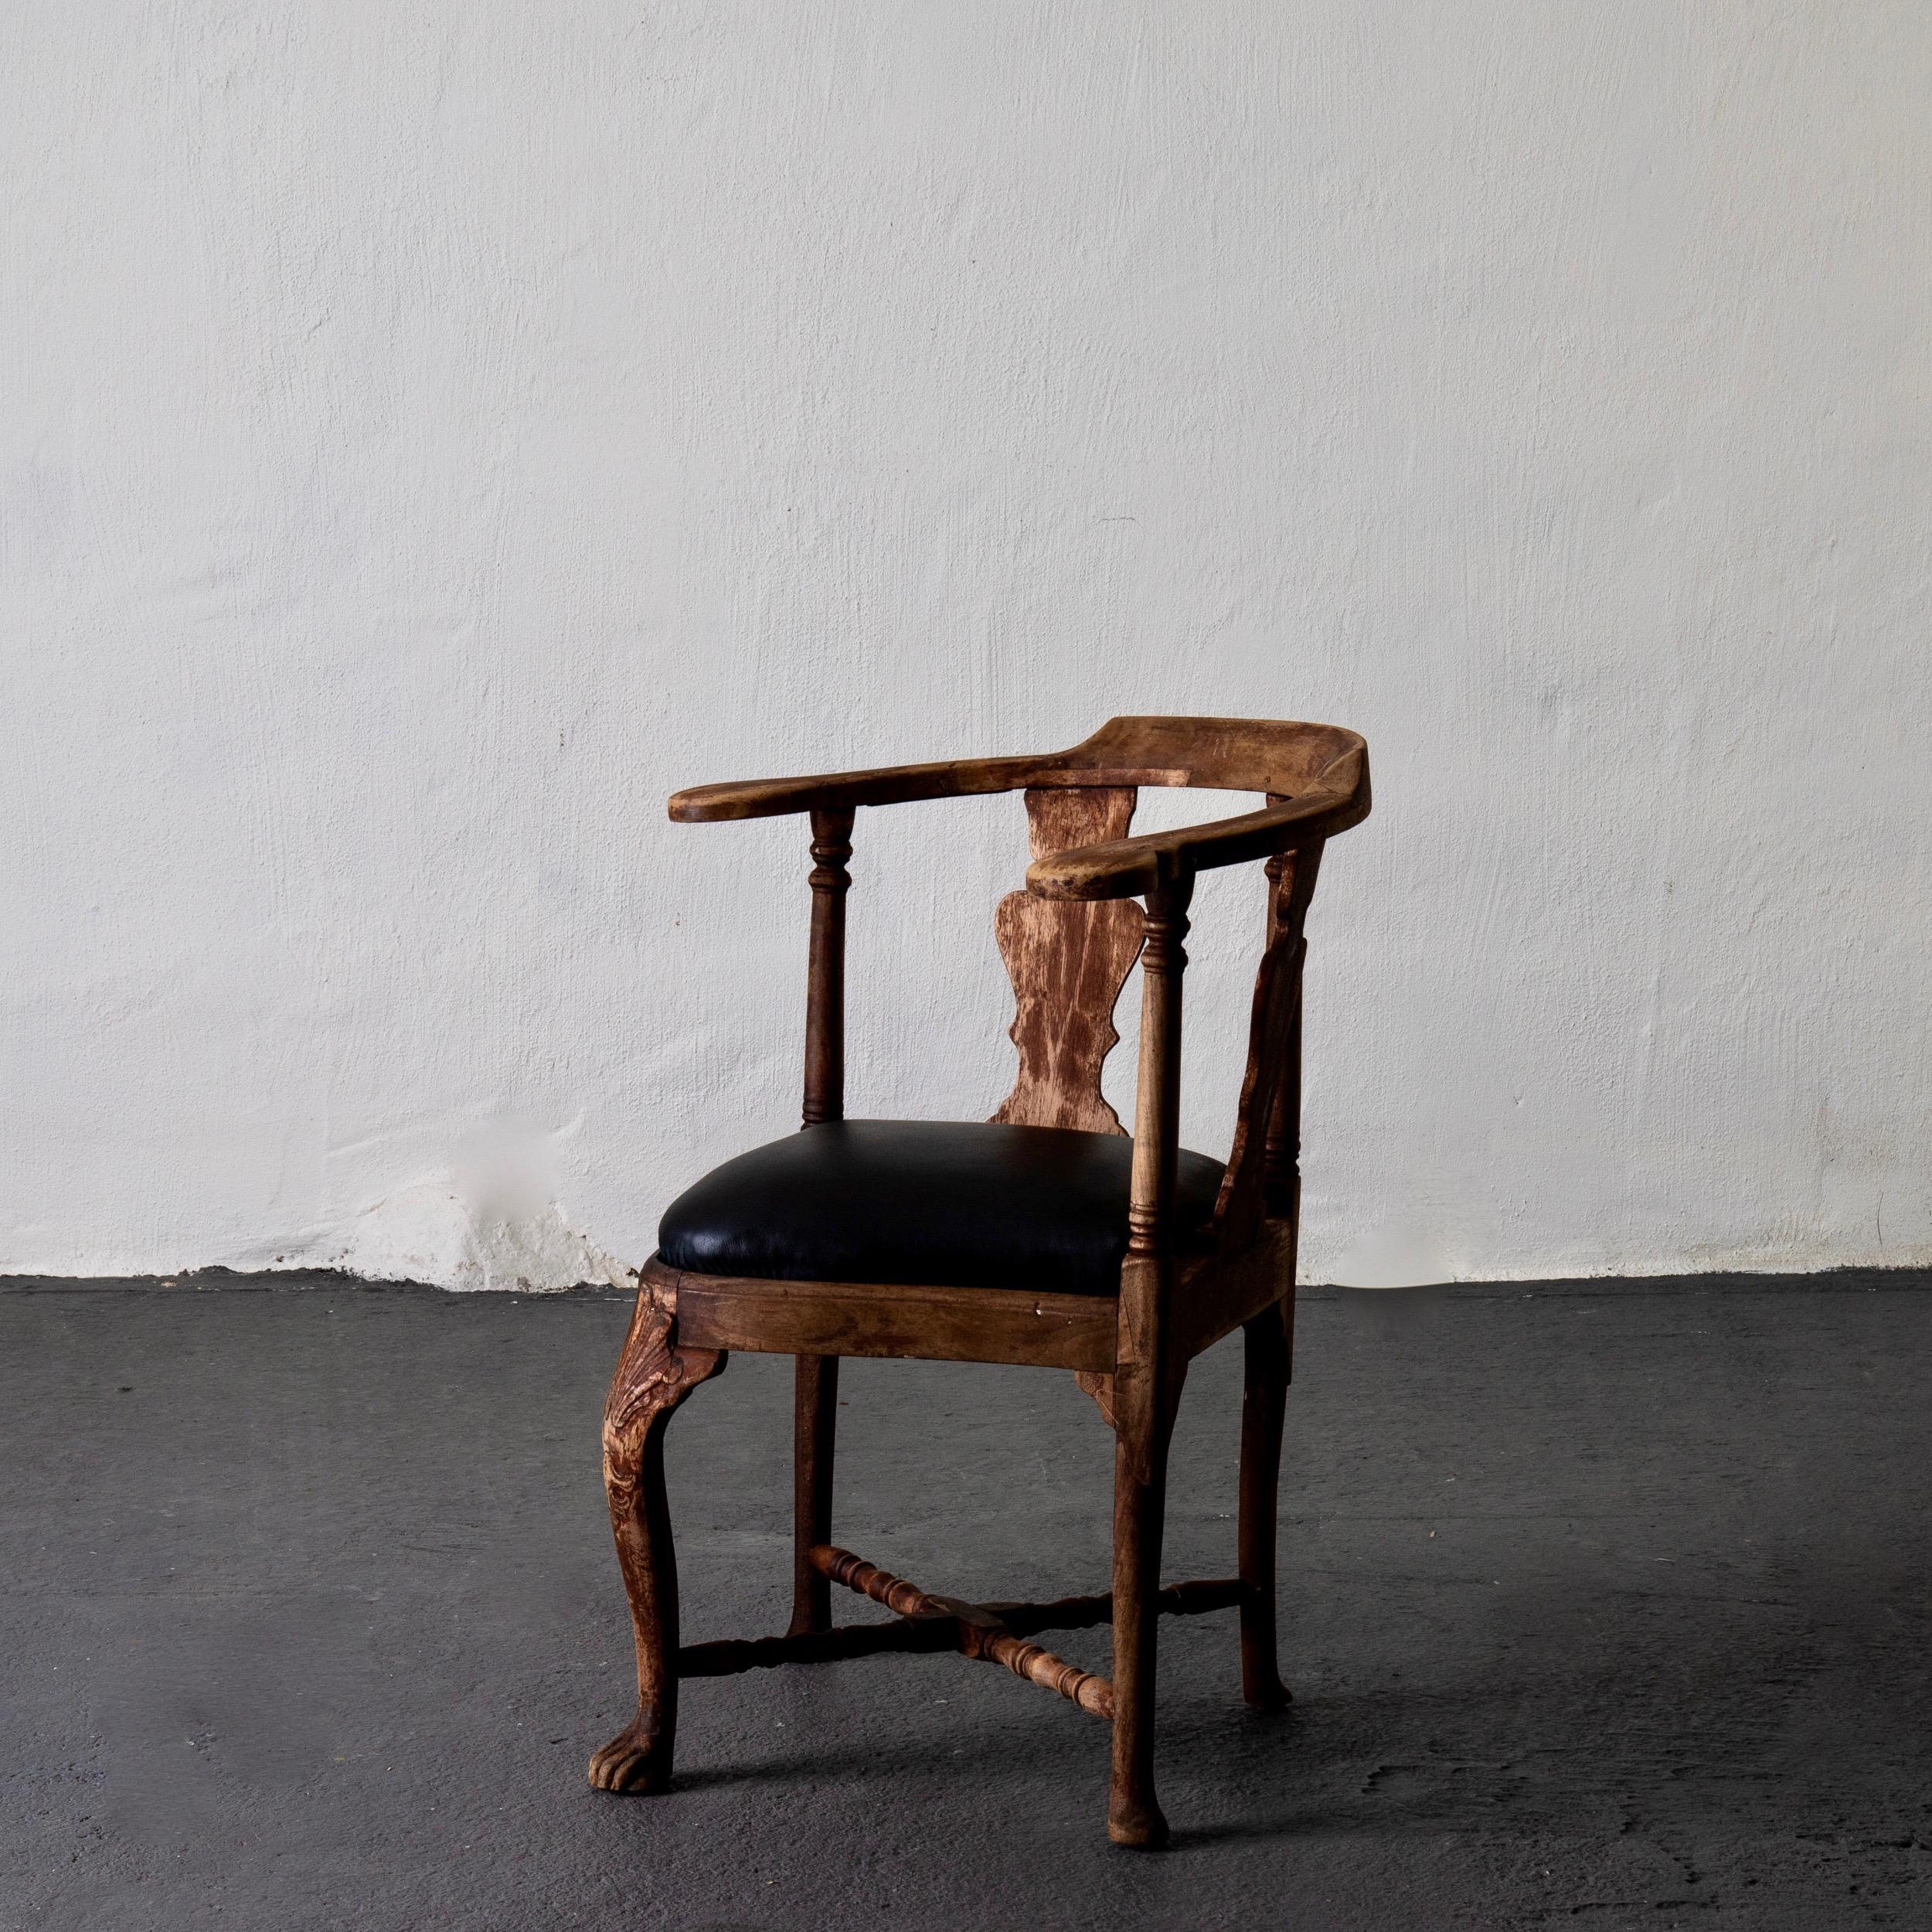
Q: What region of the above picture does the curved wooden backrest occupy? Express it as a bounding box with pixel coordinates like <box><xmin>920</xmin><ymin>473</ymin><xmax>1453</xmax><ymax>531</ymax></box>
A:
<box><xmin>672</xmin><ymin>713</ymin><xmax>1365</xmax><ymax>1258</ymax></box>
<box><xmin>992</xmin><ymin>716</ymin><xmax>1364</xmax><ymax>1162</ymax></box>
<box><xmin>1036</xmin><ymin>714</ymin><xmax>1366</xmax><ymax>800</ymax></box>
<box><xmin>671</xmin><ymin>713</ymin><xmax>1367</xmax><ymax>829</ymax></box>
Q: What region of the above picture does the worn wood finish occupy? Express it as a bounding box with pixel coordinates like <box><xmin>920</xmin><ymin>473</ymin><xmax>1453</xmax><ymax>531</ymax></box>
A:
<box><xmin>1027</xmin><ymin>794</ymin><xmax>1355</xmax><ymax>901</ymax></box>
<box><xmin>680</xmin><ymin>1569</ymin><xmax>1244</xmax><ymax>1692</ymax></box>
<box><xmin>811</xmin><ymin>1546</ymin><xmax>1115</xmax><ymax>1717</ymax></box>
<box><xmin>992</xmin><ymin>787</ymin><xmax>1143</xmax><ymax>1134</ymax></box>
<box><xmin>793</xmin><ymin>808</ymin><xmax>852</xmax><ymax>1639</ymax></box>
<box><xmin>811</xmin><ymin>1543</ymin><xmax>928</xmax><ymax>1613</ymax></box>
<box><xmin>985</xmin><ymin>1632</ymin><xmax>1114</xmax><ymax>1717</ymax></box>
<box><xmin>1108</xmin><ymin>876</ymin><xmax>1193</xmax><ymax>1848</ymax></box>
<box><xmin>587</xmin><ymin>1279</ymin><xmax>725</xmax><ymax>1794</ymax></box>
<box><xmin>593</xmin><ymin>716</ymin><xmax>1372</xmax><ymax>1845</ymax></box>
<box><xmin>655</xmin><ymin>1239</ymin><xmax>1278</xmax><ymax>1376</ymax></box>
<box><xmin>1213</xmin><ymin>838</ymin><xmax>1323</xmax><ymax>1248</ymax></box>
<box><xmin>1059</xmin><ymin>713</ymin><xmax>1366</xmax><ymax>798</ymax></box>
<box><xmin>1073</xmin><ymin>1367</ymin><xmax>1117</xmax><ymax>1427</ymax></box>
<box><xmin>670</xmin><ymin>718</ymin><xmax>1366</xmax><ymax>906</ymax></box>
<box><xmin>1109</xmin><ymin>1302</ymin><xmax>1179</xmax><ymax>1844</ymax></box>
<box><xmin>1262</xmin><ymin>953</ymin><xmax>1304</xmax><ymax>1222</ymax></box>
<box><xmin>655</xmin><ymin>1257</ymin><xmax>1116</xmax><ymax>1372</ymax></box>
<box><xmin>995</xmin><ymin>789</ymin><xmax>1143</xmax><ymax>1576</ymax></box>
<box><xmin>1170</xmin><ymin>1226</ymin><xmax>1294</xmax><ymax>1363</ymax></box>
<box><xmin>679</xmin><ymin>1573</ymin><xmax>1243</xmax><ymax>1681</ymax></box>
<box><xmin>669</xmin><ymin>713</ymin><xmax>1367</xmax><ymax>820</ymax></box>
<box><xmin>801</xmin><ymin>807</ymin><xmax>854</xmax><ymax>1127</ymax></box>
<box><xmin>671</xmin><ymin>751</ymin><xmax>1058</xmax><ymax>822</ymax></box>
<box><xmin>1125</xmin><ymin>877</ymin><xmax>1192</xmax><ymax>1266</ymax></box>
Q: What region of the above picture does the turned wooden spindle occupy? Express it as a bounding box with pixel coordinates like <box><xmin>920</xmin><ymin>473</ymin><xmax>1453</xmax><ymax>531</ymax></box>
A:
<box><xmin>973</xmin><ymin>1628</ymin><xmax>1114</xmax><ymax>1718</ymax></box>
<box><xmin>801</xmin><ymin>805</ymin><xmax>855</xmax><ymax>1128</ymax></box>
<box><xmin>792</xmin><ymin>806</ymin><xmax>854</xmax><ymax>1638</ymax></box>
<box><xmin>812</xmin><ymin>1543</ymin><xmax>936</xmax><ymax>1620</ymax></box>
<box><xmin>679</xmin><ymin>1573</ymin><xmax>1246</xmax><ymax>1682</ymax></box>
<box><xmin>808</xmin><ymin>1544</ymin><xmax>1117</xmax><ymax>1716</ymax></box>
<box><xmin>1124</xmin><ymin>876</ymin><xmax>1193</xmax><ymax>1264</ymax></box>
<box><xmin>1110</xmin><ymin>872</ymin><xmax>1195</xmax><ymax>1849</ymax></box>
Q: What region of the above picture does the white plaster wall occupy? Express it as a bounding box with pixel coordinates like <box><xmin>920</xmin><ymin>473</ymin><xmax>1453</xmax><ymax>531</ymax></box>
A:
<box><xmin>3</xmin><ymin>2</ymin><xmax>1927</xmax><ymax>1288</ymax></box>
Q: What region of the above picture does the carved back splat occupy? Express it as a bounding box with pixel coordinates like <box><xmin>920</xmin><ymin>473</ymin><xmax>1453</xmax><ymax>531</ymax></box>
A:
<box><xmin>990</xmin><ymin>787</ymin><xmax>1143</xmax><ymax>1136</ymax></box>
<box><xmin>1212</xmin><ymin>832</ymin><xmax>1324</xmax><ymax>1248</ymax></box>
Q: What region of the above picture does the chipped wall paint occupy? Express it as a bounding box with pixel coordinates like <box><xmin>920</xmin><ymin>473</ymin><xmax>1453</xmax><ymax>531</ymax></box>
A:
<box><xmin>3</xmin><ymin>4</ymin><xmax>1928</xmax><ymax>1289</ymax></box>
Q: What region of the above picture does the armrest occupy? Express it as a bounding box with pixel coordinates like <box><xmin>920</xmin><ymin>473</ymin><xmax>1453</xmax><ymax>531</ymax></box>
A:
<box><xmin>1025</xmin><ymin>781</ymin><xmax>1370</xmax><ymax>901</ymax></box>
<box><xmin>669</xmin><ymin>753</ymin><xmax>1052</xmax><ymax>822</ymax></box>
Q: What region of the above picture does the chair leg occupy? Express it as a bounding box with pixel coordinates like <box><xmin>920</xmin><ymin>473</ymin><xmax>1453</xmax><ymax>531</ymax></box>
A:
<box><xmin>588</xmin><ymin>1287</ymin><xmax>724</xmax><ymax>1794</ymax></box>
<box><xmin>1238</xmin><ymin>1298</ymin><xmax>1293</xmax><ymax>1711</ymax></box>
<box><xmin>788</xmin><ymin>1353</ymin><xmax>839</xmax><ymax>1637</ymax></box>
<box><xmin>1108</xmin><ymin>1360</ymin><xmax>1179</xmax><ymax>1849</ymax></box>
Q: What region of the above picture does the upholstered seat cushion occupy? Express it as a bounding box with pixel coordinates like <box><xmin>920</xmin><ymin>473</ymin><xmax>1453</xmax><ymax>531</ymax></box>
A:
<box><xmin>657</xmin><ymin>1120</ymin><xmax>1225</xmax><ymax>1296</ymax></box>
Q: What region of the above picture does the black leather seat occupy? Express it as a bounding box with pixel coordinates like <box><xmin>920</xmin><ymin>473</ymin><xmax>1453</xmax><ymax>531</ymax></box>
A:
<box><xmin>657</xmin><ymin>1120</ymin><xmax>1226</xmax><ymax>1296</ymax></box>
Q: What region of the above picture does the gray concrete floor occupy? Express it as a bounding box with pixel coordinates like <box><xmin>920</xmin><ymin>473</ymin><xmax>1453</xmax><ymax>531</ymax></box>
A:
<box><xmin>2</xmin><ymin>1272</ymin><xmax>1927</xmax><ymax>1931</ymax></box>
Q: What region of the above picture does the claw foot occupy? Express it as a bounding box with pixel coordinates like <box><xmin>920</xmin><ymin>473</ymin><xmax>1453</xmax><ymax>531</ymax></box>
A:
<box><xmin>587</xmin><ymin>1711</ymin><xmax>672</xmax><ymax>1794</ymax></box>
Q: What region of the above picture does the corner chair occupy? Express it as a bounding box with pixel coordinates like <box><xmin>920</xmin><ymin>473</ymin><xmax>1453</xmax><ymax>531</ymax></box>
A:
<box><xmin>587</xmin><ymin>714</ymin><xmax>1371</xmax><ymax>1846</ymax></box>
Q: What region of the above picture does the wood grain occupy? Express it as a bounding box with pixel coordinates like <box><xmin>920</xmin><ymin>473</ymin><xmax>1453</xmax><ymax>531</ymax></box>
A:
<box><xmin>1073</xmin><ymin>1367</ymin><xmax>1117</xmax><ymax>1427</ymax></box>
<box><xmin>1025</xmin><ymin>789</ymin><xmax>1362</xmax><ymax>901</ymax></box>
<box><xmin>794</xmin><ymin>808</ymin><xmax>852</xmax><ymax>1642</ymax></box>
<box><xmin>812</xmin><ymin>1546</ymin><xmax>1114</xmax><ymax>1717</ymax></box>
<box><xmin>653</xmin><ymin>1257</ymin><xmax>1116</xmax><ymax>1372</ymax></box>
<box><xmin>1213</xmin><ymin>837</ymin><xmax>1323</xmax><ymax>1248</ymax></box>
<box><xmin>587</xmin><ymin>1277</ymin><xmax>724</xmax><ymax>1794</ymax></box>
<box><xmin>668</xmin><ymin>715</ymin><xmax>1368</xmax><ymax>897</ymax></box>
<box><xmin>669</xmin><ymin>715</ymin><xmax>1367</xmax><ymax>821</ymax></box>
<box><xmin>1125</xmin><ymin>877</ymin><xmax>1193</xmax><ymax>1264</ymax></box>
<box><xmin>1169</xmin><ymin>1226</ymin><xmax>1294</xmax><ymax>1362</ymax></box>
<box><xmin>677</xmin><ymin>1574</ymin><xmax>1244</xmax><ymax>1681</ymax></box>
<box><xmin>991</xmin><ymin>787</ymin><xmax>1143</xmax><ymax>1135</ymax></box>
<box><xmin>1109</xmin><ymin>876</ymin><xmax>1195</xmax><ymax>1848</ymax></box>
<box><xmin>788</xmin><ymin>1354</ymin><xmax>838</xmax><ymax>1637</ymax></box>
<box><xmin>615</xmin><ymin>713</ymin><xmax>1375</xmax><ymax>1844</ymax></box>
<box><xmin>801</xmin><ymin>807</ymin><xmax>854</xmax><ymax>1128</ymax></box>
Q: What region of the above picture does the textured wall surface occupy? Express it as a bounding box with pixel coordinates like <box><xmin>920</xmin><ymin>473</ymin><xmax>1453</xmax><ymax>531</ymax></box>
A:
<box><xmin>4</xmin><ymin>3</ymin><xmax>1927</xmax><ymax>1287</ymax></box>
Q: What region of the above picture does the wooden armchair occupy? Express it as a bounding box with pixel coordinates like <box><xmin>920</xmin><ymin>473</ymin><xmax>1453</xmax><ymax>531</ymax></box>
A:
<box><xmin>587</xmin><ymin>715</ymin><xmax>1371</xmax><ymax>1846</ymax></box>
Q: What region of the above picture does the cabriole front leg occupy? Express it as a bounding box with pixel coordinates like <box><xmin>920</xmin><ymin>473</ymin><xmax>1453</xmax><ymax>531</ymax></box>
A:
<box><xmin>587</xmin><ymin>1281</ymin><xmax>724</xmax><ymax>1794</ymax></box>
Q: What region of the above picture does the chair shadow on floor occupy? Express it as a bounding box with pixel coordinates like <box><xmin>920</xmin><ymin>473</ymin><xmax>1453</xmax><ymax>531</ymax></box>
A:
<box><xmin>641</xmin><ymin>1547</ymin><xmax>1927</xmax><ymax>1860</ymax></box>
